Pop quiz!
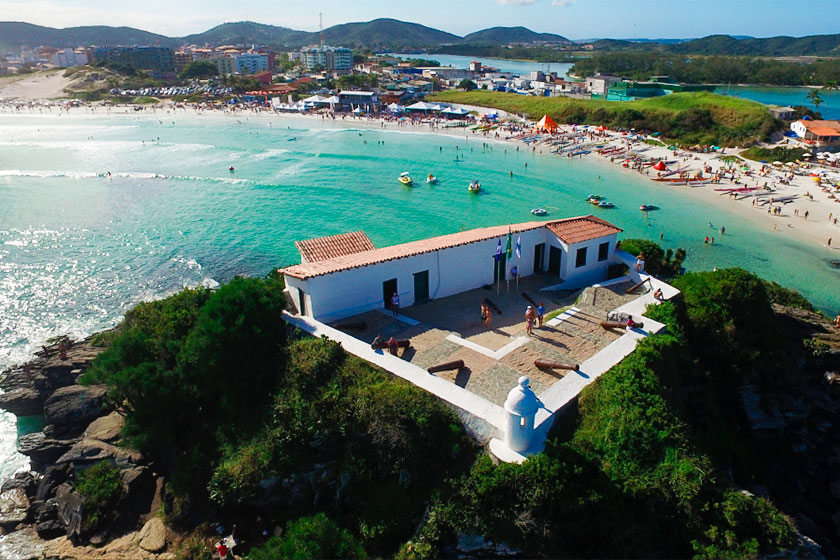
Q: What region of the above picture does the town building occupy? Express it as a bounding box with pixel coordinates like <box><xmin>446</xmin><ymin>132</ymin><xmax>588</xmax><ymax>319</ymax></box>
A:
<box><xmin>173</xmin><ymin>51</ymin><xmax>193</xmax><ymax>73</ymax></box>
<box><xmin>791</xmin><ymin>119</ymin><xmax>840</xmax><ymax>150</ymax></box>
<box><xmin>51</xmin><ymin>48</ymin><xmax>88</xmax><ymax>68</ymax></box>
<box><xmin>91</xmin><ymin>46</ymin><xmax>175</xmax><ymax>79</ymax></box>
<box><xmin>300</xmin><ymin>45</ymin><xmax>352</xmax><ymax>74</ymax></box>
<box><xmin>769</xmin><ymin>106</ymin><xmax>795</xmax><ymax>120</ymax></box>
<box><xmin>585</xmin><ymin>73</ymin><xmax>621</xmax><ymax>96</ymax></box>
<box><xmin>280</xmin><ymin>216</ymin><xmax>622</xmax><ymax>323</ymax></box>
<box><xmin>214</xmin><ymin>52</ymin><xmax>270</xmax><ymax>76</ymax></box>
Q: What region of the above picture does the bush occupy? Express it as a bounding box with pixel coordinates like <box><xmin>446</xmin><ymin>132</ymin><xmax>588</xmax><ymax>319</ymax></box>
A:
<box><xmin>75</xmin><ymin>461</ymin><xmax>124</xmax><ymax>534</ymax></box>
<box><xmin>246</xmin><ymin>514</ymin><xmax>365</xmax><ymax>560</ymax></box>
<box><xmin>620</xmin><ymin>238</ymin><xmax>686</xmax><ymax>276</ymax></box>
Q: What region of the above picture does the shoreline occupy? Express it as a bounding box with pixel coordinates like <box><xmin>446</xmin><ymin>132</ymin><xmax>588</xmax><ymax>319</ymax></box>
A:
<box><xmin>5</xmin><ymin>101</ymin><xmax>834</xmax><ymax>254</ymax></box>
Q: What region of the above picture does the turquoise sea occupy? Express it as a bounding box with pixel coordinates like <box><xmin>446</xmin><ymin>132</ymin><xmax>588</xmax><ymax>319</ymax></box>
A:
<box><xmin>1</xmin><ymin>110</ymin><xmax>838</xmax><ymax>478</ymax></box>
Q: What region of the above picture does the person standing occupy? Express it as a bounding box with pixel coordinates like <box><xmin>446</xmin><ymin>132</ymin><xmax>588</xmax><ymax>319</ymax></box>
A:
<box><xmin>537</xmin><ymin>302</ymin><xmax>545</xmax><ymax>328</ymax></box>
<box><xmin>391</xmin><ymin>292</ymin><xmax>400</xmax><ymax>317</ymax></box>
<box><xmin>525</xmin><ymin>306</ymin><xmax>535</xmax><ymax>336</ymax></box>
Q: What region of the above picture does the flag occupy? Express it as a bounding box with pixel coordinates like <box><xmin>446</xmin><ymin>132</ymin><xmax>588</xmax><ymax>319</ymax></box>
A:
<box><xmin>495</xmin><ymin>239</ymin><xmax>502</xmax><ymax>261</ymax></box>
<box><xmin>505</xmin><ymin>228</ymin><xmax>512</xmax><ymax>258</ymax></box>
<box><xmin>515</xmin><ymin>235</ymin><xmax>521</xmax><ymax>259</ymax></box>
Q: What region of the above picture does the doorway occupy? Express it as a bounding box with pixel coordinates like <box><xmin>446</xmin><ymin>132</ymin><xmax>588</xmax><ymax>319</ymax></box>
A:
<box><xmin>413</xmin><ymin>270</ymin><xmax>430</xmax><ymax>303</ymax></box>
<box><xmin>533</xmin><ymin>243</ymin><xmax>545</xmax><ymax>273</ymax></box>
<box><xmin>383</xmin><ymin>278</ymin><xmax>398</xmax><ymax>310</ymax></box>
<box><xmin>548</xmin><ymin>246</ymin><xmax>562</xmax><ymax>276</ymax></box>
<box><xmin>298</xmin><ymin>287</ymin><xmax>306</xmax><ymax>316</ymax></box>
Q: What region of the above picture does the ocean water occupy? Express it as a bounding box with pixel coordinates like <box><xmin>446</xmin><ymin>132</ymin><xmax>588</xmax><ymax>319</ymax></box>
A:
<box><xmin>1</xmin><ymin>110</ymin><xmax>838</xmax><ymax>479</ymax></box>
<box><xmin>388</xmin><ymin>53</ymin><xmax>574</xmax><ymax>77</ymax></box>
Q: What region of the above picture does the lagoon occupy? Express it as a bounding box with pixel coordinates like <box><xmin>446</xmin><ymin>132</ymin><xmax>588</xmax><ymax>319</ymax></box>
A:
<box><xmin>388</xmin><ymin>52</ymin><xmax>574</xmax><ymax>77</ymax></box>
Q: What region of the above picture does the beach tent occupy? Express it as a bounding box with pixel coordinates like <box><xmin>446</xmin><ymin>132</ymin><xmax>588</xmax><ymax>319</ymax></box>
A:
<box><xmin>303</xmin><ymin>95</ymin><xmax>328</xmax><ymax>104</ymax></box>
<box><xmin>535</xmin><ymin>115</ymin><xmax>558</xmax><ymax>133</ymax></box>
<box><xmin>388</xmin><ymin>103</ymin><xmax>404</xmax><ymax>113</ymax></box>
<box><xmin>653</xmin><ymin>161</ymin><xmax>667</xmax><ymax>171</ymax></box>
<box><xmin>406</xmin><ymin>101</ymin><xmax>435</xmax><ymax>112</ymax></box>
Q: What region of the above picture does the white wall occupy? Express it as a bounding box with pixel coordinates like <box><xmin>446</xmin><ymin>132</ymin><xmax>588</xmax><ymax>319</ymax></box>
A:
<box><xmin>285</xmin><ymin>229</ymin><xmax>617</xmax><ymax>322</ymax></box>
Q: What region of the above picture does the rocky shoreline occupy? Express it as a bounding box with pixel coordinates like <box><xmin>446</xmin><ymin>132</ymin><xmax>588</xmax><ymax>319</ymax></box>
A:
<box><xmin>0</xmin><ymin>337</ymin><xmax>173</xmax><ymax>560</ymax></box>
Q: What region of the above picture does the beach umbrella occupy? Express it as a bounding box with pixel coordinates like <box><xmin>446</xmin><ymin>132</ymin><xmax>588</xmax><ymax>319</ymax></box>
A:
<box><xmin>653</xmin><ymin>161</ymin><xmax>667</xmax><ymax>171</ymax></box>
<box><xmin>773</xmin><ymin>161</ymin><xmax>783</xmax><ymax>165</ymax></box>
<box><xmin>803</xmin><ymin>153</ymin><xmax>812</xmax><ymax>158</ymax></box>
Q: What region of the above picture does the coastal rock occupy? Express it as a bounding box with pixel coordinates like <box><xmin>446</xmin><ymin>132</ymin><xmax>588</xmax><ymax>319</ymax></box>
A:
<box><xmin>34</xmin><ymin>464</ymin><xmax>71</xmax><ymax>502</ymax></box>
<box><xmin>0</xmin><ymin>388</ymin><xmax>44</xmax><ymax>418</ymax></box>
<box><xmin>56</xmin><ymin>439</ymin><xmax>141</xmax><ymax>469</ymax></box>
<box><xmin>43</xmin><ymin>531</ymin><xmax>176</xmax><ymax>559</ymax></box>
<box><xmin>456</xmin><ymin>534</ymin><xmax>521</xmax><ymax>557</ymax></box>
<box><xmin>44</xmin><ymin>385</ymin><xmax>109</xmax><ymax>435</ymax></box>
<box><xmin>0</xmin><ymin>527</ymin><xmax>46</xmax><ymax>560</ymax></box>
<box><xmin>0</xmin><ymin>488</ymin><xmax>31</xmax><ymax>528</ymax></box>
<box><xmin>137</xmin><ymin>517</ymin><xmax>167</xmax><ymax>552</ymax></box>
<box><xmin>17</xmin><ymin>432</ymin><xmax>78</xmax><ymax>469</ymax></box>
<box><xmin>55</xmin><ymin>483</ymin><xmax>84</xmax><ymax>541</ymax></box>
<box><xmin>1</xmin><ymin>472</ymin><xmax>38</xmax><ymax>498</ymax></box>
<box><xmin>82</xmin><ymin>412</ymin><xmax>124</xmax><ymax>444</ymax></box>
<box><xmin>738</xmin><ymin>385</ymin><xmax>786</xmax><ymax>438</ymax></box>
<box><xmin>35</xmin><ymin>518</ymin><xmax>65</xmax><ymax>540</ymax></box>
<box><xmin>121</xmin><ymin>466</ymin><xmax>155</xmax><ymax>516</ymax></box>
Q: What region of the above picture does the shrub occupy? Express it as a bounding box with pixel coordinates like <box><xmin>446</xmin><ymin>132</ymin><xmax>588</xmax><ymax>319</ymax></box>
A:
<box><xmin>246</xmin><ymin>514</ymin><xmax>365</xmax><ymax>560</ymax></box>
<box><xmin>75</xmin><ymin>461</ymin><xmax>124</xmax><ymax>534</ymax></box>
<box><xmin>620</xmin><ymin>238</ymin><xmax>685</xmax><ymax>276</ymax></box>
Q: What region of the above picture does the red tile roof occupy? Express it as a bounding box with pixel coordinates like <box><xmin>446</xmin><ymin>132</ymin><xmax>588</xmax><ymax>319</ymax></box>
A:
<box><xmin>281</xmin><ymin>216</ymin><xmax>621</xmax><ymax>280</ymax></box>
<box><xmin>800</xmin><ymin>120</ymin><xmax>840</xmax><ymax>137</ymax></box>
<box><xmin>295</xmin><ymin>231</ymin><xmax>375</xmax><ymax>263</ymax></box>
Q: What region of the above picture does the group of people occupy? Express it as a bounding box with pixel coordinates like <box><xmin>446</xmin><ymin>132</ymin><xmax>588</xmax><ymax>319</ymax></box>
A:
<box><xmin>524</xmin><ymin>303</ymin><xmax>545</xmax><ymax>336</ymax></box>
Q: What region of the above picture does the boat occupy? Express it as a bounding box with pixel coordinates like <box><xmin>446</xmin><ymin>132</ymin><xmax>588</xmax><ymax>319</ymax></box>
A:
<box><xmin>398</xmin><ymin>172</ymin><xmax>413</xmax><ymax>186</ymax></box>
<box><xmin>426</xmin><ymin>174</ymin><xmax>437</xmax><ymax>184</ymax></box>
<box><xmin>531</xmin><ymin>208</ymin><xmax>548</xmax><ymax>216</ymax></box>
<box><xmin>639</xmin><ymin>204</ymin><xmax>658</xmax><ymax>211</ymax></box>
<box><xmin>597</xmin><ymin>201</ymin><xmax>615</xmax><ymax>208</ymax></box>
<box><xmin>586</xmin><ymin>194</ymin><xmax>604</xmax><ymax>202</ymax></box>
<box><xmin>468</xmin><ymin>180</ymin><xmax>481</xmax><ymax>193</ymax></box>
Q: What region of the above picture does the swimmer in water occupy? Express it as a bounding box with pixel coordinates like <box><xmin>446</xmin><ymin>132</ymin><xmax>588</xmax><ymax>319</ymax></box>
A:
<box><xmin>229</xmin><ymin>166</ymin><xmax>235</xmax><ymax>172</ymax></box>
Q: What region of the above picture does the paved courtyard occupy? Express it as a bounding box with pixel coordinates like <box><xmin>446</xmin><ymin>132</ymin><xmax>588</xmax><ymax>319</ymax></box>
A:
<box><xmin>335</xmin><ymin>277</ymin><xmax>644</xmax><ymax>406</ymax></box>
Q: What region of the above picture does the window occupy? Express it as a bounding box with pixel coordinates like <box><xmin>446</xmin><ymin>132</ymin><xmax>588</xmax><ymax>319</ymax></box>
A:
<box><xmin>598</xmin><ymin>242</ymin><xmax>609</xmax><ymax>262</ymax></box>
<box><xmin>575</xmin><ymin>247</ymin><xmax>587</xmax><ymax>268</ymax></box>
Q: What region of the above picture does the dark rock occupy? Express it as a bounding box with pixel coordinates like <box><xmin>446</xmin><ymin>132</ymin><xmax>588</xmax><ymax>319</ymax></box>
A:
<box><xmin>34</xmin><ymin>499</ymin><xmax>57</xmax><ymax>523</ymax></box>
<box><xmin>1</xmin><ymin>472</ymin><xmax>38</xmax><ymax>497</ymax></box>
<box><xmin>56</xmin><ymin>439</ymin><xmax>141</xmax><ymax>469</ymax></box>
<box><xmin>35</xmin><ymin>518</ymin><xmax>66</xmax><ymax>540</ymax></box>
<box><xmin>55</xmin><ymin>483</ymin><xmax>83</xmax><ymax>542</ymax></box>
<box><xmin>83</xmin><ymin>412</ymin><xmax>124</xmax><ymax>444</ymax></box>
<box><xmin>0</xmin><ymin>388</ymin><xmax>44</xmax><ymax>418</ymax></box>
<box><xmin>0</xmin><ymin>488</ymin><xmax>30</xmax><ymax>528</ymax></box>
<box><xmin>738</xmin><ymin>385</ymin><xmax>786</xmax><ymax>438</ymax></box>
<box><xmin>34</xmin><ymin>464</ymin><xmax>71</xmax><ymax>502</ymax></box>
<box><xmin>44</xmin><ymin>385</ymin><xmax>109</xmax><ymax>436</ymax></box>
<box><xmin>121</xmin><ymin>466</ymin><xmax>155</xmax><ymax>515</ymax></box>
<box><xmin>17</xmin><ymin>432</ymin><xmax>78</xmax><ymax>469</ymax></box>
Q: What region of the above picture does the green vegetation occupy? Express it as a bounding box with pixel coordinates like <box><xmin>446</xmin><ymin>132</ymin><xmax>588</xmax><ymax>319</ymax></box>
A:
<box><xmin>620</xmin><ymin>238</ymin><xmax>686</xmax><ymax>276</ymax></box>
<box><xmin>247</xmin><ymin>514</ymin><xmax>365</xmax><ymax>559</ymax></box>
<box><xmin>178</xmin><ymin>60</ymin><xmax>218</xmax><ymax>81</ymax></box>
<box><xmin>429</xmin><ymin>90</ymin><xmax>779</xmax><ymax>146</ymax></box>
<box><xmin>337</xmin><ymin>73</ymin><xmax>378</xmax><ymax>90</ymax></box>
<box><xmin>571</xmin><ymin>51</ymin><xmax>840</xmax><ymax>86</ymax></box>
<box><xmin>458</xmin><ymin>78</ymin><xmax>477</xmax><ymax>91</ymax></box>
<box><xmin>739</xmin><ymin>146</ymin><xmax>810</xmax><ymax>164</ymax></box>
<box><xmin>75</xmin><ymin>461</ymin><xmax>125</xmax><ymax>534</ymax></box>
<box><xmin>402</xmin><ymin>58</ymin><xmax>440</xmax><ymax>67</ymax></box>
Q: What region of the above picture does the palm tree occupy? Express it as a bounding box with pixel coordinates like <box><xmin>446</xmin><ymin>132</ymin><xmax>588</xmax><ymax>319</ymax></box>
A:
<box><xmin>823</xmin><ymin>80</ymin><xmax>837</xmax><ymax>91</ymax></box>
<box><xmin>806</xmin><ymin>89</ymin><xmax>823</xmax><ymax>113</ymax></box>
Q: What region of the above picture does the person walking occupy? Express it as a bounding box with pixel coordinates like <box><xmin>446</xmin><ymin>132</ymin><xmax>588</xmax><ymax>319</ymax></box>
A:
<box><xmin>537</xmin><ymin>302</ymin><xmax>545</xmax><ymax>328</ymax></box>
<box><xmin>391</xmin><ymin>292</ymin><xmax>400</xmax><ymax>317</ymax></box>
<box><xmin>525</xmin><ymin>306</ymin><xmax>535</xmax><ymax>336</ymax></box>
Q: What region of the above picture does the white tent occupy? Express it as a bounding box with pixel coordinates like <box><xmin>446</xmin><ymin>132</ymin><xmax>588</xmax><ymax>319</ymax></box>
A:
<box><xmin>442</xmin><ymin>106</ymin><xmax>469</xmax><ymax>116</ymax></box>
<box><xmin>352</xmin><ymin>106</ymin><xmax>363</xmax><ymax>114</ymax></box>
<box><xmin>406</xmin><ymin>101</ymin><xmax>437</xmax><ymax>112</ymax></box>
<box><xmin>388</xmin><ymin>103</ymin><xmax>404</xmax><ymax>112</ymax></box>
<box><xmin>324</xmin><ymin>96</ymin><xmax>340</xmax><ymax>104</ymax></box>
<box><xmin>303</xmin><ymin>95</ymin><xmax>328</xmax><ymax>103</ymax></box>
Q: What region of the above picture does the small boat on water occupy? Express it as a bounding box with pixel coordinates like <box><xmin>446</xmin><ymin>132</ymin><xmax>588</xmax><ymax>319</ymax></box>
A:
<box><xmin>531</xmin><ymin>208</ymin><xmax>548</xmax><ymax>216</ymax></box>
<box><xmin>398</xmin><ymin>172</ymin><xmax>413</xmax><ymax>186</ymax></box>
<box><xmin>468</xmin><ymin>180</ymin><xmax>481</xmax><ymax>193</ymax></box>
<box><xmin>426</xmin><ymin>174</ymin><xmax>437</xmax><ymax>184</ymax></box>
<box><xmin>597</xmin><ymin>201</ymin><xmax>615</xmax><ymax>208</ymax></box>
<box><xmin>639</xmin><ymin>204</ymin><xmax>658</xmax><ymax>211</ymax></box>
<box><xmin>587</xmin><ymin>194</ymin><xmax>604</xmax><ymax>203</ymax></box>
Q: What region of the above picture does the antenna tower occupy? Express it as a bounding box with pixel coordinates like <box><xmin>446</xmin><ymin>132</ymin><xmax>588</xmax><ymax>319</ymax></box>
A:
<box><xmin>320</xmin><ymin>13</ymin><xmax>325</xmax><ymax>47</ymax></box>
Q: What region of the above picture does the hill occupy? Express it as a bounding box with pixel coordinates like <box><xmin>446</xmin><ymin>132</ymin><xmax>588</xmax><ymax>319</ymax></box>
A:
<box><xmin>0</xmin><ymin>22</ymin><xmax>173</xmax><ymax>49</ymax></box>
<box><xmin>319</xmin><ymin>18</ymin><xmax>459</xmax><ymax>49</ymax></box>
<box><xmin>181</xmin><ymin>21</ymin><xmax>309</xmax><ymax>47</ymax></box>
<box><xmin>669</xmin><ymin>33</ymin><xmax>840</xmax><ymax>56</ymax></box>
<box><xmin>461</xmin><ymin>26</ymin><xmax>569</xmax><ymax>44</ymax></box>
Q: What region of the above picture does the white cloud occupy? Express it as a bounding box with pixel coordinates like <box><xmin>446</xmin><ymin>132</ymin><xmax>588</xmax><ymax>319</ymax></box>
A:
<box><xmin>552</xmin><ymin>0</ymin><xmax>576</xmax><ymax>6</ymax></box>
<box><xmin>498</xmin><ymin>0</ymin><xmax>537</xmax><ymax>5</ymax></box>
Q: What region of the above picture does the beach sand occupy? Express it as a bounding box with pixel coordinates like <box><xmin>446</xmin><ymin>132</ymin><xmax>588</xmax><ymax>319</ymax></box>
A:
<box><xmin>2</xmin><ymin>99</ymin><xmax>838</xmax><ymax>253</ymax></box>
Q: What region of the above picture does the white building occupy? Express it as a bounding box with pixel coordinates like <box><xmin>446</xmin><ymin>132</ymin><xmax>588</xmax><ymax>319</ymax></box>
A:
<box><xmin>52</xmin><ymin>48</ymin><xmax>88</xmax><ymax>68</ymax></box>
<box><xmin>300</xmin><ymin>45</ymin><xmax>352</xmax><ymax>73</ymax></box>
<box><xmin>586</xmin><ymin>73</ymin><xmax>621</xmax><ymax>96</ymax></box>
<box><xmin>214</xmin><ymin>53</ymin><xmax>269</xmax><ymax>75</ymax></box>
<box><xmin>280</xmin><ymin>216</ymin><xmax>623</xmax><ymax>322</ymax></box>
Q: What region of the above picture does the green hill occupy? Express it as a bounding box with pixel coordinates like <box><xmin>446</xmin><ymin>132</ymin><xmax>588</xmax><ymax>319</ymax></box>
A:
<box><xmin>0</xmin><ymin>22</ymin><xmax>173</xmax><ymax>49</ymax></box>
<box><xmin>181</xmin><ymin>21</ymin><xmax>309</xmax><ymax>47</ymax></box>
<box><xmin>319</xmin><ymin>18</ymin><xmax>459</xmax><ymax>49</ymax></box>
<box><xmin>461</xmin><ymin>26</ymin><xmax>569</xmax><ymax>44</ymax></box>
<box><xmin>669</xmin><ymin>33</ymin><xmax>840</xmax><ymax>56</ymax></box>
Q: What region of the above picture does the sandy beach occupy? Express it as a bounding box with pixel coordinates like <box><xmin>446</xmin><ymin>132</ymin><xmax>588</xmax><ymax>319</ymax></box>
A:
<box><xmin>2</xmin><ymin>96</ymin><xmax>839</xmax><ymax>255</ymax></box>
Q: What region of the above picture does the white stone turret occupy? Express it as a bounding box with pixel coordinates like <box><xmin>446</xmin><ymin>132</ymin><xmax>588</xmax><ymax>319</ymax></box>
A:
<box><xmin>504</xmin><ymin>376</ymin><xmax>539</xmax><ymax>454</ymax></box>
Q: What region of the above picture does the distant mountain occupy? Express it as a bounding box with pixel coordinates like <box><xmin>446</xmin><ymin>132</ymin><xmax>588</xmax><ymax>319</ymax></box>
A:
<box><xmin>318</xmin><ymin>18</ymin><xmax>459</xmax><ymax>49</ymax></box>
<box><xmin>668</xmin><ymin>33</ymin><xmax>840</xmax><ymax>56</ymax></box>
<box><xmin>181</xmin><ymin>21</ymin><xmax>309</xmax><ymax>47</ymax></box>
<box><xmin>461</xmin><ymin>27</ymin><xmax>569</xmax><ymax>44</ymax></box>
<box><xmin>0</xmin><ymin>22</ymin><xmax>173</xmax><ymax>50</ymax></box>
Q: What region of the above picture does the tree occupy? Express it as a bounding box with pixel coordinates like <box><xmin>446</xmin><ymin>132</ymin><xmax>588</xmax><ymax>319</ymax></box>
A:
<box><xmin>806</xmin><ymin>89</ymin><xmax>823</xmax><ymax>112</ymax></box>
<box><xmin>178</xmin><ymin>60</ymin><xmax>218</xmax><ymax>81</ymax></box>
<box><xmin>458</xmin><ymin>79</ymin><xmax>477</xmax><ymax>91</ymax></box>
<box><xmin>248</xmin><ymin>514</ymin><xmax>365</xmax><ymax>560</ymax></box>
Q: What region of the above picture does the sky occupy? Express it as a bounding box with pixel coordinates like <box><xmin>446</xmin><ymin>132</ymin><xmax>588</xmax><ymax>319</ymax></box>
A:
<box><xmin>3</xmin><ymin>0</ymin><xmax>840</xmax><ymax>40</ymax></box>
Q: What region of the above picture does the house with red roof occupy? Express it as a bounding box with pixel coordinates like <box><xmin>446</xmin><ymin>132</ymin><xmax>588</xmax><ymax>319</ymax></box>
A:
<box><xmin>280</xmin><ymin>216</ymin><xmax>623</xmax><ymax>322</ymax></box>
<box><xmin>791</xmin><ymin>119</ymin><xmax>840</xmax><ymax>149</ymax></box>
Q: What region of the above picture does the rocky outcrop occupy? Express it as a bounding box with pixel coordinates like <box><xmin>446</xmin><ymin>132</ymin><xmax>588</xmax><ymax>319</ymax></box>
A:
<box><xmin>55</xmin><ymin>483</ymin><xmax>84</xmax><ymax>542</ymax></box>
<box><xmin>56</xmin><ymin>439</ymin><xmax>141</xmax><ymax>469</ymax></box>
<box><xmin>44</xmin><ymin>385</ymin><xmax>109</xmax><ymax>438</ymax></box>
<box><xmin>83</xmin><ymin>412</ymin><xmax>123</xmax><ymax>443</ymax></box>
<box><xmin>17</xmin><ymin>432</ymin><xmax>78</xmax><ymax>469</ymax></box>
<box><xmin>137</xmin><ymin>518</ymin><xmax>167</xmax><ymax>552</ymax></box>
<box><xmin>0</xmin><ymin>487</ymin><xmax>31</xmax><ymax>528</ymax></box>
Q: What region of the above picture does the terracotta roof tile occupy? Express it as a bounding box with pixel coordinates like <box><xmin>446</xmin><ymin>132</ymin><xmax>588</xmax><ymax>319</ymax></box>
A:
<box><xmin>295</xmin><ymin>231</ymin><xmax>376</xmax><ymax>263</ymax></box>
<box><xmin>546</xmin><ymin>215</ymin><xmax>622</xmax><ymax>244</ymax></box>
<box><xmin>281</xmin><ymin>216</ymin><xmax>621</xmax><ymax>280</ymax></box>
